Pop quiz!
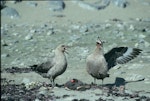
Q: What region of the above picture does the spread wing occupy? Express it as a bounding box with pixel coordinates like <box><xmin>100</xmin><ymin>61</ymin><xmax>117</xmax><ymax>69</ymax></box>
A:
<box><xmin>104</xmin><ymin>47</ymin><xmax>142</xmax><ymax>70</ymax></box>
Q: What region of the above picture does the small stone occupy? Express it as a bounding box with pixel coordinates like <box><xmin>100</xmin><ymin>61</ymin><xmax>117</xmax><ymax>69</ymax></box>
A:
<box><xmin>1</xmin><ymin>40</ymin><xmax>8</xmax><ymax>46</ymax></box>
<box><xmin>12</xmin><ymin>32</ymin><xmax>19</xmax><ymax>36</ymax></box>
<box><xmin>47</xmin><ymin>30</ymin><xmax>54</xmax><ymax>35</ymax></box>
<box><xmin>139</xmin><ymin>34</ymin><xmax>146</xmax><ymax>39</ymax></box>
<box><xmin>135</xmin><ymin>18</ymin><xmax>142</xmax><ymax>21</ymax></box>
<box><xmin>25</xmin><ymin>34</ymin><xmax>33</xmax><ymax>40</ymax></box>
<box><xmin>112</xmin><ymin>0</ymin><xmax>128</xmax><ymax>8</ymax></box>
<box><xmin>105</xmin><ymin>23</ymin><xmax>112</xmax><ymax>28</ymax></box>
<box><xmin>35</xmin><ymin>99</ymin><xmax>40</xmax><ymax>101</ymax></box>
<box><xmin>48</xmin><ymin>0</ymin><xmax>65</xmax><ymax>11</ymax></box>
<box><xmin>129</xmin><ymin>24</ymin><xmax>135</xmax><ymax>31</ymax></box>
<box><xmin>30</xmin><ymin>29</ymin><xmax>37</xmax><ymax>33</ymax></box>
<box><xmin>134</xmin><ymin>43</ymin><xmax>139</xmax><ymax>47</ymax></box>
<box><xmin>1</xmin><ymin>54</ymin><xmax>10</xmax><ymax>58</ymax></box>
<box><xmin>116</xmin><ymin>23</ymin><xmax>125</xmax><ymax>30</ymax></box>
<box><xmin>71</xmin><ymin>25</ymin><xmax>80</xmax><ymax>30</ymax></box>
<box><xmin>26</xmin><ymin>1</ymin><xmax>38</xmax><ymax>7</ymax></box>
<box><xmin>80</xmin><ymin>25</ymin><xmax>88</xmax><ymax>32</ymax></box>
<box><xmin>141</xmin><ymin>28</ymin><xmax>147</xmax><ymax>32</ymax></box>
<box><xmin>1</xmin><ymin>7</ymin><xmax>20</xmax><ymax>19</ymax></box>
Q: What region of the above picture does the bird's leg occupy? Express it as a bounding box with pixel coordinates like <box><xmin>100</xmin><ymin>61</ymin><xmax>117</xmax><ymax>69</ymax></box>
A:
<box><xmin>101</xmin><ymin>79</ymin><xmax>104</xmax><ymax>95</ymax></box>
<box><xmin>50</xmin><ymin>76</ymin><xmax>55</xmax><ymax>88</ymax></box>
<box><xmin>101</xmin><ymin>79</ymin><xmax>103</xmax><ymax>87</ymax></box>
<box><xmin>94</xmin><ymin>78</ymin><xmax>96</xmax><ymax>84</ymax></box>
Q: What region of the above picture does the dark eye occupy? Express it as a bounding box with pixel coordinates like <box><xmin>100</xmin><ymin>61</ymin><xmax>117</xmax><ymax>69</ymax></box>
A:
<box><xmin>96</xmin><ymin>42</ymin><xmax>100</xmax><ymax>44</ymax></box>
<box><xmin>61</xmin><ymin>45</ymin><xmax>65</xmax><ymax>47</ymax></box>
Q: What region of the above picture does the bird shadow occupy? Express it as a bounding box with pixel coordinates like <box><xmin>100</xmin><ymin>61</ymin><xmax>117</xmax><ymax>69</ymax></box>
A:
<box><xmin>104</xmin><ymin>77</ymin><xmax>145</xmax><ymax>87</ymax></box>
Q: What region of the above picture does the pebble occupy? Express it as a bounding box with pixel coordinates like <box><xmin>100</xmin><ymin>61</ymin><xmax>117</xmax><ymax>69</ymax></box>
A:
<box><xmin>1</xmin><ymin>7</ymin><xmax>20</xmax><ymax>19</ymax></box>
<box><xmin>47</xmin><ymin>30</ymin><xmax>54</xmax><ymax>35</ymax></box>
<box><xmin>1</xmin><ymin>54</ymin><xmax>10</xmax><ymax>58</ymax></box>
<box><xmin>12</xmin><ymin>32</ymin><xmax>19</xmax><ymax>36</ymax></box>
<box><xmin>129</xmin><ymin>24</ymin><xmax>135</xmax><ymax>31</ymax></box>
<box><xmin>25</xmin><ymin>34</ymin><xmax>33</xmax><ymax>40</ymax></box>
<box><xmin>48</xmin><ymin>0</ymin><xmax>65</xmax><ymax>11</ymax></box>
<box><xmin>112</xmin><ymin>0</ymin><xmax>128</xmax><ymax>8</ymax></box>
<box><xmin>35</xmin><ymin>99</ymin><xmax>40</xmax><ymax>101</ymax></box>
<box><xmin>73</xmin><ymin>0</ymin><xmax>108</xmax><ymax>11</ymax></box>
<box><xmin>116</xmin><ymin>23</ymin><xmax>125</xmax><ymax>30</ymax></box>
<box><xmin>30</xmin><ymin>29</ymin><xmax>37</xmax><ymax>33</ymax></box>
<box><xmin>26</xmin><ymin>1</ymin><xmax>38</xmax><ymax>7</ymax></box>
<box><xmin>105</xmin><ymin>23</ymin><xmax>112</xmax><ymax>28</ymax></box>
<box><xmin>1</xmin><ymin>40</ymin><xmax>8</xmax><ymax>46</ymax></box>
<box><xmin>80</xmin><ymin>25</ymin><xmax>88</xmax><ymax>33</ymax></box>
<box><xmin>138</xmin><ymin>34</ymin><xmax>146</xmax><ymax>39</ymax></box>
<box><xmin>71</xmin><ymin>25</ymin><xmax>80</xmax><ymax>30</ymax></box>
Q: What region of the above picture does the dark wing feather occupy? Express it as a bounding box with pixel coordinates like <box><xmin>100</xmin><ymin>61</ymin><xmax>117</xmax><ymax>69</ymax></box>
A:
<box><xmin>30</xmin><ymin>59</ymin><xmax>54</xmax><ymax>73</ymax></box>
<box><xmin>104</xmin><ymin>47</ymin><xmax>142</xmax><ymax>70</ymax></box>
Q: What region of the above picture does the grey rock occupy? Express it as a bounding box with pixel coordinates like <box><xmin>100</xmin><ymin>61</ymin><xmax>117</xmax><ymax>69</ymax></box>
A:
<box><xmin>1</xmin><ymin>54</ymin><xmax>10</xmax><ymax>58</ymax></box>
<box><xmin>1</xmin><ymin>7</ymin><xmax>20</xmax><ymax>19</ymax></box>
<box><xmin>7</xmin><ymin>0</ymin><xmax>22</xmax><ymax>4</ymax></box>
<box><xmin>1</xmin><ymin>40</ymin><xmax>8</xmax><ymax>46</ymax></box>
<box><xmin>72</xmin><ymin>0</ymin><xmax>110</xmax><ymax>11</ymax></box>
<box><xmin>80</xmin><ymin>25</ymin><xmax>88</xmax><ymax>33</ymax></box>
<box><xmin>71</xmin><ymin>25</ymin><xmax>80</xmax><ymax>30</ymax></box>
<box><xmin>47</xmin><ymin>30</ymin><xmax>54</xmax><ymax>35</ymax></box>
<box><xmin>112</xmin><ymin>0</ymin><xmax>128</xmax><ymax>8</ymax></box>
<box><xmin>101</xmin><ymin>0</ymin><xmax>111</xmax><ymax>6</ymax></box>
<box><xmin>26</xmin><ymin>1</ymin><xmax>38</xmax><ymax>7</ymax></box>
<box><xmin>76</xmin><ymin>1</ymin><xmax>107</xmax><ymax>10</ymax></box>
<box><xmin>138</xmin><ymin>34</ymin><xmax>145</xmax><ymax>40</ymax></box>
<box><xmin>48</xmin><ymin>0</ymin><xmax>65</xmax><ymax>11</ymax></box>
<box><xmin>129</xmin><ymin>24</ymin><xmax>135</xmax><ymax>31</ymax></box>
<box><xmin>25</xmin><ymin>34</ymin><xmax>33</xmax><ymax>40</ymax></box>
<box><xmin>30</xmin><ymin>29</ymin><xmax>37</xmax><ymax>33</ymax></box>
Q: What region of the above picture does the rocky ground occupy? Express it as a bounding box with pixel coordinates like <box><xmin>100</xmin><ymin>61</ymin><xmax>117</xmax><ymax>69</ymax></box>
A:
<box><xmin>1</xmin><ymin>0</ymin><xmax>150</xmax><ymax>101</ymax></box>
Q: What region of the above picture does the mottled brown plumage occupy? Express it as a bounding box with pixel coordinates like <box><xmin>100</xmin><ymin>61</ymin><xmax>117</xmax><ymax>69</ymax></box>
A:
<box><xmin>31</xmin><ymin>44</ymin><xmax>68</xmax><ymax>87</ymax></box>
<box><xmin>86</xmin><ymin>37</ymin><xmax>142</xmax><ymax>85</ymax></box>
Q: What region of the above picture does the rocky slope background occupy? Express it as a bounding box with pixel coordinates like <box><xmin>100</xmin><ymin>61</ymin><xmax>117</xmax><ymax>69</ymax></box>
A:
<box><xmin>1</xmin><ymin>0</ymin><xmax>150</xmax><ymax>101</ymax></box>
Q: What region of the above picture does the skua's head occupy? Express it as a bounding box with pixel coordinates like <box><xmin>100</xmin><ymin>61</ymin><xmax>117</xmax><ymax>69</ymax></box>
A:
<box><xmin>57</xmin><ymin>44</ymin><xmax>69</xmax><ymax>54</ymax></box>
<box><xmin>96</xmin><ymin>37</ymin><xmax>103</xmax><ymax>49</ymax></box>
